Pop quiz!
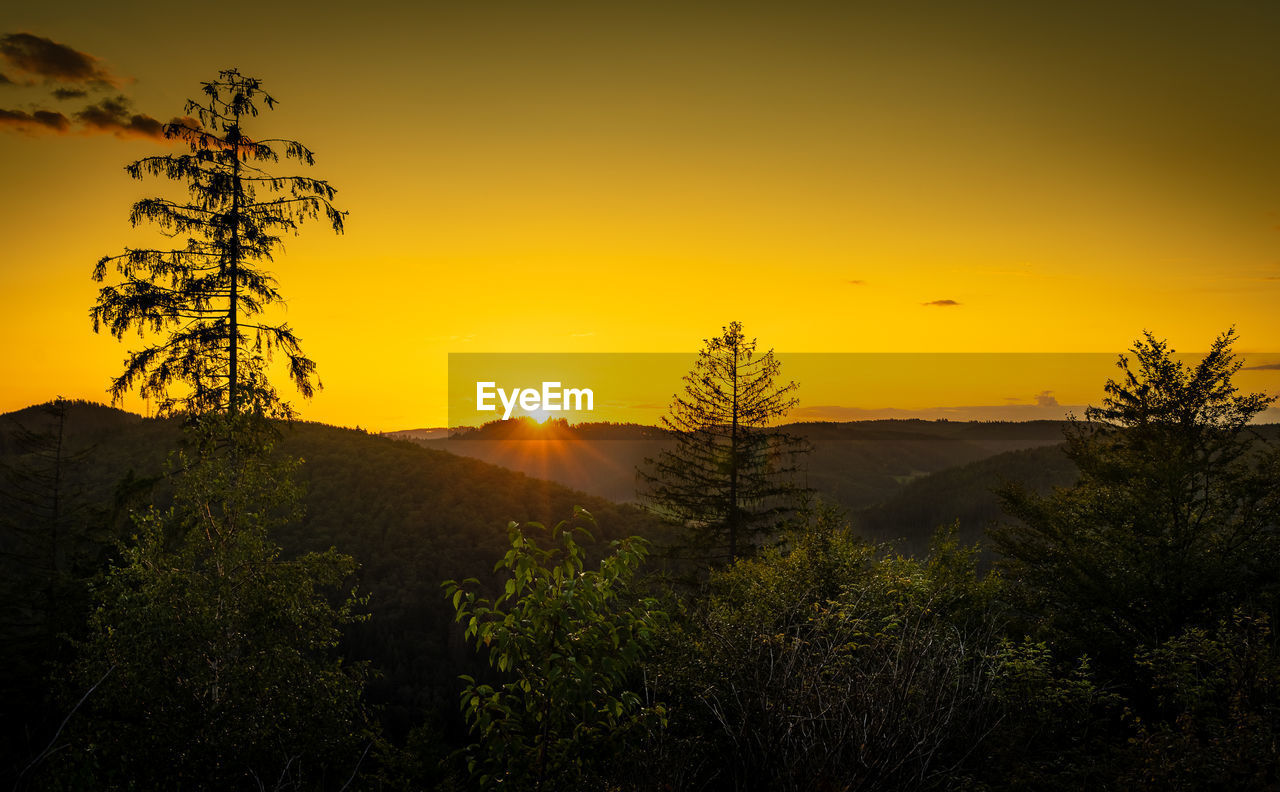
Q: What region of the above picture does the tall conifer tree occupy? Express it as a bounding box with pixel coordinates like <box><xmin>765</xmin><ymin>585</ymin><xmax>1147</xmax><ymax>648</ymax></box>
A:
<box><xmin>641</xmin><ymin>321</ymin><xmax>810</xmax><ymax>562</ymax></box>
<box><xmin>91</xmin><ymin>69</ymin><xmax>343</xmax><ymax>418</ymax></box>
<box><xmin>993</xmin><ymin>329</ymin><xmax>1280</xmax><ymax>666</ymax></box>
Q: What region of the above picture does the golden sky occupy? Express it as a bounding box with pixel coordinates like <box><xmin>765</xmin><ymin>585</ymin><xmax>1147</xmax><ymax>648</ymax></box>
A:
<box><xmin>2</xmin><ymin>1</ymin><xmax>1278</xmax><ymax>429</ymax></box>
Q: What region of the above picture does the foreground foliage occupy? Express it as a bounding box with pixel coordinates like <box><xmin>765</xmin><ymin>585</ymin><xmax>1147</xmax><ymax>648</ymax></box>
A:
<box><xmin>994</xmin><ymin>329</ymin><xmax>1280</xmax><ymax>676</ymax></box>
<box><xmin>445</xmin><ymin>509</ymin><xmax>665</xmax><ymax>790</ymax></box>
<box><xmin>44</xmin><ymin>418</ymin><xmax>373</xmax><ymax>790</ymax></box>
<box><xmin>639</xmin><ymin>513</ymin><xmax>1007</xmax><ymax>791</ymax></box>
<box><xmin>5</xmin><ymin>329</ymin><xmax>1279</xmax><ymax>790</ymax></box>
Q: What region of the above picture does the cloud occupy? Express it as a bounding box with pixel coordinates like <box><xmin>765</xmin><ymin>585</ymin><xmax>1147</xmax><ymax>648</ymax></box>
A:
<box><xmin>847</xmin><ymin>279</ymin><xmax>866</xmax><ymax>285</ymax></box>
<box><xmin>75</xmin><ymin>95</ymin><xmax>172</xmax><ymax>139</ymax></box>
<box><xmin>922</xmin><ymin>299</ymin><xmax>961</xmax><ymax>307</ymax></box>
<box><xmin>792</xmin><ymin>389</ymin><xmax>1071</xmax><ymax>421</ymax></box>
<box><xmin>0</xmin><ymin>107</ymin><xmax>70</xmax><ymax>133</ymax></box>
<box><xmin>1243</xmin><ymin>362</ymin><xmax>1280</xmax><ymax>371</ymax></box>
<box><xmin>0</xmin><ymin>33</ymin><xmax>194</xmax><ymax>142</ymax></box>
<box><xmin>0</xmin><ymin>95</ymin><xmax>190</xmax><ymax>139</ymax></box>
<box><xmin>0</xmin><ymin>32</ymin><xmax>118</xmax><ymax>87</ymax></box>
<box><xmin>792</xmin><ymin>402</ymin><xmax>1080</xmax><ymax>422</ymax></box>
<box><xmin>1034</xmin><ymin>390</ymin><xmax>1059</xmax><ymax>407</ymax></box>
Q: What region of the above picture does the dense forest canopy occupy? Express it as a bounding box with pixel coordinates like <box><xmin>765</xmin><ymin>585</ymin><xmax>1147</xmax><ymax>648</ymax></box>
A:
<box><xmin>4</xmin><ymin>332</ymin><xmax>1278</xmax><ymax>789</ymax></box>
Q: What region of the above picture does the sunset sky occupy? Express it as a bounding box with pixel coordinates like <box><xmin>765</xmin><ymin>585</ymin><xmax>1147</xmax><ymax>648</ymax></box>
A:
<box><xmin>2</xmin><ymin>1</ymin><xmax>1278</xmax><ymax>429</ymax></box>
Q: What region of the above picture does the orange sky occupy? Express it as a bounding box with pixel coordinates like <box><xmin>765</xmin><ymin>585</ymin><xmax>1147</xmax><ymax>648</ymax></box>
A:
<box><xmin>2</xmin><ymin>1</ymin><xmax>1278</xmax><ymax>429</ymax></box>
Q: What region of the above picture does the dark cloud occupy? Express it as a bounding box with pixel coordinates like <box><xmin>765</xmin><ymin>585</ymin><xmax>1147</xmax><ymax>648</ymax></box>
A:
<box><xmin>922</xmin><ymin>299</ymin><xmax>961</xmax><ymax>307</ymax></box>
<box><xmin>75</xmin><ymin>95</ymin><xmax>175</xmax><ymax>139</ymax></box>
<box><xmin>0</xmin><ymin>107</ymin><xmax>70</xmax><ymax>133</ymax></box>
<box><xmin>847</xmin><ymin>279</ymin><xmax>866</xmax><ymax>285</ymax></box>
<box><xmin>0</xmin><ymin>33</ymin><xmax>195</xmax><ymax>142</ymax></box>
<box><xmin>1243</xmin><ymin>362</ymin><xmax>1280</xmax><ymax>371</ymax></box>
<box><xmin>0</xmin><ymin>32</ymin><xmax>117</xmax><ymax>87</ymax></box>
<box><xmin>0</xmin><ymin>95</ymin><xmax>189</xmax><ymax>139</ymax></box>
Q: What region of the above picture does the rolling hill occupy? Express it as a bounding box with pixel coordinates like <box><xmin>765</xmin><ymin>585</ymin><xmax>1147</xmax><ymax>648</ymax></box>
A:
<box><xmin>0</xmin><ymin>402</ymin><xmax>664</xmax><ymax>739</ymax></box>
<box><xmin>409</xmin><ymin>417</ymin><xmax>1073</xmax><ymax>515</ymax></box>
<box><xmin>10</xmin><ymin>401</ymin><xmax>1272</xmax><ymax>747</ymax></box>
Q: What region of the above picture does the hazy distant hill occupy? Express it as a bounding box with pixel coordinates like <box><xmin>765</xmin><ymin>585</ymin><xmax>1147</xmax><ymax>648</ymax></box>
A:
<box><xmin>797</xmin><ymin>419</ymin><xmax>1069</xmax><ymax>514</ymax></box>
<box><xmin>383</xmin><ymin>427</ymin><xmax>451</xmax><ymax>441</ymax></box>
<box><xmin>411</xmin><ymin>420</ymin><xmax>669</xmax><ymax>505</ymax></box>
<box><xmin>409</xmin><ymin>418</ymin><xmax>1073</xmax><ymax>516</ymax></box>
<box><xmin>853</xmin><ymin>444</ymin><xmax>1077</xmax><ymax>555</ymax></box>
<box><xmin>851</xmin><ymin>421</ymin><xmax>1280</xmax><ymax>556</ymax></box>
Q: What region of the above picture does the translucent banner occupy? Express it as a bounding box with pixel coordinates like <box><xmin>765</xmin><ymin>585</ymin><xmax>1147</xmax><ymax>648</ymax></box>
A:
<box><xmin>446</xmin><ymin>352</ymin><xmax>1280</xmax><ymax>432</ymax></box>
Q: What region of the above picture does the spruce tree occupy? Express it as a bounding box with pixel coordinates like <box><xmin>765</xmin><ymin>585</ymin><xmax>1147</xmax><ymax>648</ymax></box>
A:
<box><xmin>993</xmin><ymin>329</ymin><xmax>1280</xmax><ymax>667</ymax></box>
<box><xmin>641</xmin><ymin>321</ymin><xmax>810</xmax><ymax>562</ymax></box>
<box><xmin>46</xmin><ymin>73</ymin><xmax>372</xmax><ymax>790</ymax></box>
<box><xmin>91</xmin><ymin>69</ymin><xmax>343</xmax><ymax>418</ymax></box>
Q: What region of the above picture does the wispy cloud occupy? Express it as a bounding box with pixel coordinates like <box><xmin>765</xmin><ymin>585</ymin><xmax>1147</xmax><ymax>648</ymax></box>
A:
<box><xmin>922</xmin><ymin>299</ymin><xmax>961</xmax><ymax>307</ymax></box>
<box><xmin>847</xmin><ymin>279</ymin><xmax>866</xmax><ymax>286</ymax></box>
<box><xmin>1243</xmin><ymin>362</ymin><xmax>1280</xmax><ymax>371</ymax></box>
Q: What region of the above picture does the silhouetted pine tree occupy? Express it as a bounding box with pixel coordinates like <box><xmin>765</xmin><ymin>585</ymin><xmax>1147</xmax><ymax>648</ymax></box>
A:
<box><xmin>640</xmin><ymin>321</ymin><xmax>810</xmax><ymax>563</ymax></box>
<box><xmin>91</xmin><ymin>69</ymin><xmax>344</xmax><ymax>418</ymax></box>
<box><xmin>45</xmin><ymin>72</ymin><xmax>373</xmax><ymax>791</ymax></box>
<box><xmin>993</xmin><ymin>329</ymin><xmax>1280</xmax><ymax>668</ymax></box>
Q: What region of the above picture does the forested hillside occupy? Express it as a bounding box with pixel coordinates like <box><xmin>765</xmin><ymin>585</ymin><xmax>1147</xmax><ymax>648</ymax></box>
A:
<box><xmin>0</xmin><ymin>402</ymin><xmax>1079</xmax><ymax>759</ymax></box>
<box><xmin>854</xmin><ymin>444</ymin><xmax>1078</xmax><ymax>552</ymax></box>
<box><xmin>854</xmin><ymin>422</ymin><xmax>1280</xmax><ymax>554</ymax></box>
<box><xmin>0</xmin><ymin>402</ymin><xmax>663</xmax><ymax>758</ymax></box>
<box><xmin>7</xmin><ymin>388</ymin><xmax>1280</xmax><ymax>790</ymax></box>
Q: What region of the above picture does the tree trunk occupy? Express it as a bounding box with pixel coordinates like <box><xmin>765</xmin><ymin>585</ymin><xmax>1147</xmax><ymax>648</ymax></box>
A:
<box><xmin>228</xmin><ymin>124</ymin><xmax>241</xmax><ymax>416</ymax></box>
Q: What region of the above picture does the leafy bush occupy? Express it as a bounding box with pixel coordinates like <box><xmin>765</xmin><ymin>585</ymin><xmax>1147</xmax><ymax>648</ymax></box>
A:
<box><xmin>646</xmin><ymin>512</ymin><xmax>1005</xmax><ymax>791</ymax></box>
<box><xmin>445</xmin><ymin>508</ymin><xmax>666</xmax><ymax>790</ymax></box>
